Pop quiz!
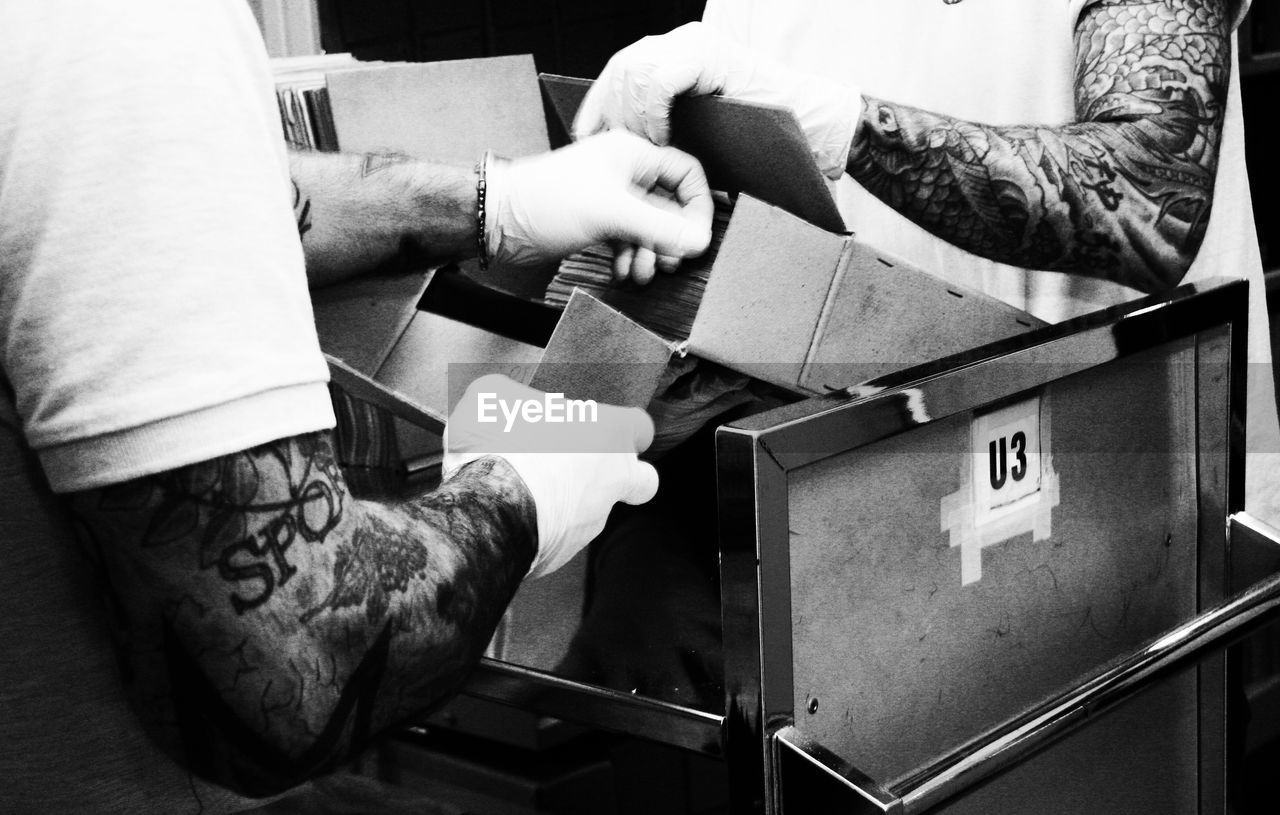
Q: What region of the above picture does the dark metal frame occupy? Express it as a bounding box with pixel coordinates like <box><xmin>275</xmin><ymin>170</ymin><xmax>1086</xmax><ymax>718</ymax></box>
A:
<box><xmin>713</xmin><ymin>276</ymin><xmax>1258</xmax><ymax>813</ymax></box>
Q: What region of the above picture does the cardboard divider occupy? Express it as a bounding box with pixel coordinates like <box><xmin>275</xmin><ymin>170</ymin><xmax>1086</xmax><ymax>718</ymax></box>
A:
<box><xmin>687</xmin><ymin>195</ymin><xmax>853</xmax><ymax>388</ymax></box>
<box><xmin>685</xmin><ymin>195</ymin><xmax>1047</xmax><ymax>392</ymax></box>
<box><xmin>312</xmin><ymin>270</ymin><xmax>433</xmax><ymax>377</ymax></box>
<box><xmin>529</xmin><ymin>291</ymin><xmax>677</xmax><ymax>409</ymax></box>
<box><xmin>801</xmin><ymin>242</ymin><xmax>1044</xmax><ymax>390</ymax></box>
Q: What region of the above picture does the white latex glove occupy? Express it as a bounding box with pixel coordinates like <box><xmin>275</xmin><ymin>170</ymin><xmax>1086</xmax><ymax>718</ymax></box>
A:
<box><xmin>574</xmin><ymin>22</ymin><xmax>861</xmax><ymax>180</ymax></box>
<box><xmin>485</xmin><ymin>130</ymin><xmax>713</xmax><ymax>284</ymax></box>
<box><xmin>443</xmin><ymin>374</ymin><xmax>660</xmax><ymax>579</ymax></box>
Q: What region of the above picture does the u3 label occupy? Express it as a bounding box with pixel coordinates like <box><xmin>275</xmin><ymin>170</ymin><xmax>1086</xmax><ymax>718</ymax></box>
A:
<box><xmin>972</xmin><ymin>396</ymin><xmax>1042</xmax><ymax>525</ymax></box>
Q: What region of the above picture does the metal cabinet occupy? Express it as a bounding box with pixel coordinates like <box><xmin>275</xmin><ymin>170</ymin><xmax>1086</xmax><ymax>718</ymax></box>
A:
<box><xmin>715</xmin><ymin>277</ymin><xmax>1278</xmax><ymax>814</ymax></box>
<box><xmin>337</xmin><ymin>276</ymin><xmax>1280</xmax><ymax>813</ymax></box>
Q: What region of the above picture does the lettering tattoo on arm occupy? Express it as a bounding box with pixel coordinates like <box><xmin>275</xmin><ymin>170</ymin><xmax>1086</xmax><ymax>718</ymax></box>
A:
<box><xmin>846</xmin><ymin>0</ymin><xmax>1230</xmax><ymax>291</ymax></box>
<box><xmin>291</xmin><ymin>179</ymin><xmax>312</xmax><ymax>237</ymax></box>
<box><xmin>69</xmin><ymin>432</ymin><xmax>536</xmax><ymax>796</ymax></box>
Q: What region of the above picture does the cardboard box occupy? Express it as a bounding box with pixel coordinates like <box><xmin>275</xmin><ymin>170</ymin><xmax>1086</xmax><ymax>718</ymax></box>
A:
<box><xmin>314</xmin><ymin>56</ymin><xmax>677</xmax><ymax>434</ymax></box>
<box><xmin>308</xmin><ymin>56</ymin><xmax>1047</xmax><ymax>670</ymax></box>
<box><xmin>315</xmin><ymin>60</ymin><xmax>1045</xmax><ymax>429</ymax></box>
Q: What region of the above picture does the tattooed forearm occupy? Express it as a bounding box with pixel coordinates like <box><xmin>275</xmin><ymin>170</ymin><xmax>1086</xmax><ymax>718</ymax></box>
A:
<box><xmin>69</xmin><ymin>432</ymin><xmax>535</xmax><ymax>796</ymax></box>
<box><xmin>289</xmin><ymin>150</ymin><xmax>479</xmax><ymax>288</ymax></box>
<box><xmin>846</xmin><ymin>0</ymin><xmax>1229</xmax><ymax>292</ymax></box>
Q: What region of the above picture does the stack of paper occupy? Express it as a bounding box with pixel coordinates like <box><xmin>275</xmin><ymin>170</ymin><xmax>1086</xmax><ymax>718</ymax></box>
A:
<box><xmin>546</xmin><ymin>191</ymin><xmax>734</xmax><ymax>342</ymax></box>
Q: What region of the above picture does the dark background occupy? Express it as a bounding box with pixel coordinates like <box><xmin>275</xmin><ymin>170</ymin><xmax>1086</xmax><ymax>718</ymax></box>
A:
<box><xmin>316</xmin><ymin>0</ymin><xmax>708</xmax><ymax>79</ymax></box>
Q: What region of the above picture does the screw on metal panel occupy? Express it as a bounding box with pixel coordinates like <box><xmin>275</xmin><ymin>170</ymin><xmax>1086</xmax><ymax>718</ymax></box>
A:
<box><xmin>806</xmin><ymin>697</ymin><xmax>819</xmax><ymax>714</ymax></box>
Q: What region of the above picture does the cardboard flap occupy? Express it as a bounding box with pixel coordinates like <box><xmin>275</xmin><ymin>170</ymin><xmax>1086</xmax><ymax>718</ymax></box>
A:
<box><xmin>529</xmin><ymin>290</ymin><xmax>675</xmax><ymax>408</ymax></box>
<box><xmin>311</xmin><ymin>270</ymin><xmax>434</xmax><ymax>376</ymax></box>
<box><xmin>539</xmin><ymin>74</ymin><xmax>845</xmax><ymax>233</ymax></box>
<box><xmin>687</xmin><ymin>194</ymin><xmax>850</xmax><ymax>388</ymax></box>
<box><xmin>539</xmin><ymin>74</ymin><xmax>590</xmax><ymax>150</ymax></box>
<box><xmin>328</xmin><ymin>56</ymin><xmax>551</xmax><ymax>163</ymax></box>
<box><xmin>800</xmin><ymin>248</ymin><xmax>1047</xmax><ymax>390</ymax></box>
<box><xmin>540</xmin><ymin>74</ymin><xmax>590</xmax><ymax>138</ymax></box>
<box><xmin>378</xmin><ymin>311</ymin><xmax>545</xmax><ymax>426</ymax></box>
<box><xmin>325</xmin><ymin>353</ymin><xmax>445</xmax><ymax>432</ymax></box>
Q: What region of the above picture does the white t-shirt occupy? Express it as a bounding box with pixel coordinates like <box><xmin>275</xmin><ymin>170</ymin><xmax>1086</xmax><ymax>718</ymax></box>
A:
<box><xmin>0</xmin><ymin>0</ymin><xmax>334</xmax><ymax>493</ymax></box>
<box><xmin>0</xmin><ymin>0</ymin><xmax>333</xmax><ymax>810</ymax></box>
<box><xmin>704</xmin><ymin>0</ymin><xmax>1280</xmax><ymax>518</ymax></box>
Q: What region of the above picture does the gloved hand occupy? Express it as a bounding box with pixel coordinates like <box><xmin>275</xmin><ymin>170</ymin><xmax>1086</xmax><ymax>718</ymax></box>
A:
<box><xmin>485</xmin><ymin>130</ymin><xmax>713</xmax><ymax>284</ymax></box>
<box><xmin>443</xmin><ymin>374</ymin><xmax>660</xmax><ymax>579</ymax></box>
<box><xmin>573</xmin><ymin>22</ymin><xmax>862</xmax><ymax>180</ymax></box>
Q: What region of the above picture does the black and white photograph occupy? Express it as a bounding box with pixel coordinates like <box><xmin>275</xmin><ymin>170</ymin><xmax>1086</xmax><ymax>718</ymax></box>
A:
<box><xmin>3</xmin><ymin>1</ymin><xmax>1280</xmax><ymax>812</ymax></box>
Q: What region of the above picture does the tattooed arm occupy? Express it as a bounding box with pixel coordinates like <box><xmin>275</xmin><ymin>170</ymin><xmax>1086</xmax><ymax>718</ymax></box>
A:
<box><xmin>847</xmin><ymin>0</ymin><xmax>1230</xmax><ymax>292</ymax></box>
<box><xmin>68</xmin><ymin>432</ymin><xmax>535</xmax><ymax>797</ymax></box>
<box><xmin>289</xmin><ymin>151</ymin><xmax>478</xmax><ymax>288</ymax></box>
<box><xmin>289</xmin><ymin>134</ymin><xmax>714</xmax><ymax>289</ymax></box>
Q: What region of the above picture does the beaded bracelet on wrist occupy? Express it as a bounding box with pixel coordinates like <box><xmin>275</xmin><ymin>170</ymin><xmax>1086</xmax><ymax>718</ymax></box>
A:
<box><xmin>476</xmin><ymin>149</ymin><xmax>492</xmax><ymax>270</ymax></box>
